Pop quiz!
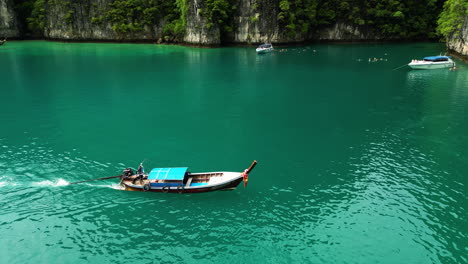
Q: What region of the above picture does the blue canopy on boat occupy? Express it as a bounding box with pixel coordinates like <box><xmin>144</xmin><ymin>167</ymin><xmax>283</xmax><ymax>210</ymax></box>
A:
<box><xmin>423</xmin><ymin>56</ymin><xmax>450</xmax><ymax>61</ymax></box>
<box><xmin>148</xmin><ymin>167</ymin><xmax>188</xmax><ymax>181</ymax></box>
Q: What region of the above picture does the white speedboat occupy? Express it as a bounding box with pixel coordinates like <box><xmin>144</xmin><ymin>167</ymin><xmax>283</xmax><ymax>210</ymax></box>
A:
<box><xmin>256</xmin><ymin>43</ymin><xmax>273</xmax><ymax>54</ymax></box>
<box><xmin>408</xmin><ymin>56</ymin><xmax>455</xmax><ymax>70</ymax></box>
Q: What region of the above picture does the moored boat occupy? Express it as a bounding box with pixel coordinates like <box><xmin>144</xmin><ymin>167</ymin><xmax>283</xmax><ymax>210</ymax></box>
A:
<box><xmin>408</xmin><ymin>56</ymin><xmax>455</xmax><ymax>70</ymax></box>
<box><xmin>256</xmin><ymin>43</ymin><xmax>273</xmax><ymax>54</ymax></box>
<box><xmin>119</xmin><ymin>161</ymin><xmax>257</xmax><ymax>193</ymax></box>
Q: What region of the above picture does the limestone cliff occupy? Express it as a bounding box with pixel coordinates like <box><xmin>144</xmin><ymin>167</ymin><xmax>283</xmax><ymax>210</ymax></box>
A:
<box><xmin>43</xmin><ymin>0</ymin><xmax>166</xmax><ymax>41</ymax></box>
<box><xmin>233</xmin><ymin>0</ymin><xmax>378</xmax><ymax>44</ymax></box>
<box><xmin>315</xmin><ymin>23</ymin><xmax>380</xmax><ymax>41</ymax></box>
<box><xmin>229</xmin><ymin>0</ymin><xmax>375</xmax><ymax>44</ymax></box>
<box><xmin>38</xmin><ymin>0</ymin><xmax>386</xmax><ymax>44</ymax></box>
<box><xmin>183</xmin><ymin>0</ymin><xmax>220</xmax><ymax>45</ymax></box>
<box><xmin>0</xmin><ymin>0</ymin><xmax>19</xmax><ymax>38</ymax></box>
<box><xmin>229</xmin><ymin>0</ymin><xmax>283</xmax><ymax>44</ymax></box>
<box><xmin>1</xmin><ymin>0</ymin><xmax>443</xmax><ymax>45</ymax></box>
<box><xmin>447</xmin><ymin>17</ymin><xmax>468</xmax><ymax>57</ymax></box>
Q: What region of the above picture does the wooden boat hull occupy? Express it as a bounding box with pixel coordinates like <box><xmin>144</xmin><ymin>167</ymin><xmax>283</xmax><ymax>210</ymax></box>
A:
<box><xmin>116</xmin><ymin>161</ymin><xmax>256</xmax><ymax>194</ymax></box>
<box><xmin>121</xmin><ymin>176</ymin><xmax>244</xmax><ymax>193</ymax></box>
<box><xmin>68</xmin><ymin>160</ymin><xmax>257</xmax><ymax>194</ymax></box>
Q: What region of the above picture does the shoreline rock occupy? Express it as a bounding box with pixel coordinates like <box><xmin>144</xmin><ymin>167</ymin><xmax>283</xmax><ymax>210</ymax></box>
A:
<box><xmin>447</xmin><ymin>17</ymin><xmax>468</xmax><ymax>60</ymax></box>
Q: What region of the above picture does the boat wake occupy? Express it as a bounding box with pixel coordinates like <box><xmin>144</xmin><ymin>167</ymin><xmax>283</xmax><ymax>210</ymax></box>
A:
<box><xmin>32</xmin><ymin>179</ymin><xmax>124</xmax><ymax>190</ymax></box>
<box><xmin>0</xmin><ymin>178</ymin><xmax>122</xmax><ymax>189</ymax></box>
<box><xmin>87</xmin><ymin>183</ymin><xmax>125</xmax><ymax>190</ymax></box>
<box><xmin>109</xmin><ymin>183</ymin><xmax>125</xmax><ymax>190</ymax></box>
<box><xmin>0</xmin><ymin>176</ymin><xmax>19</xmax><ymax>188</ymax></box>
<box><xmin>33</xmin><ymin>178</ymin><xmax>70</xmax><ymax>187</ymax></box>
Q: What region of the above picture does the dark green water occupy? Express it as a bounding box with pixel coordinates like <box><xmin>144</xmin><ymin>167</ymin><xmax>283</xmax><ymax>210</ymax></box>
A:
<box><xmin>0</xmin><ymin>41</ymin><xmax>466</xmax><ymax>263</ymax></box>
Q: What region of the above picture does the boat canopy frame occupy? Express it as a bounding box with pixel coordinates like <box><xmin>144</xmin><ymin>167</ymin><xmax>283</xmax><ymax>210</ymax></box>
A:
<box><xmin>423</xmin><ymin>56</ymin><xmax>450</xmax><ymax>62</ymax></box>
<box><xmin>259</xmin><ymin>44</ymin><xmax>272</xmax><ymax>48</ymax></box>
<box><xmin>148</xmin><ymin>167</ymin><xmax>188</xmax><ymax>181</ymax></box>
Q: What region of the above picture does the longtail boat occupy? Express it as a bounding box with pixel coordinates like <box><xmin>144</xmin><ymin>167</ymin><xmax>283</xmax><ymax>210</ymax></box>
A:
<box><xmin>119</xmin><ymin>160</ymin><xmax>257</xmax><ymax>193</ymax></box>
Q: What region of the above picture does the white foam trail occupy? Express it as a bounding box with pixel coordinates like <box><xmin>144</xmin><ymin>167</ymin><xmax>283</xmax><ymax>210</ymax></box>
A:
<box><xmin>0</xmin><ymin>181</ymin><xmax>18</xmax><ymax>187</ymax></box>
<box><xmin>89</xmin><ymin>183</ymin><xmax>125</xmax><ymax>190</ymax></box>
<box><xmin>33</xmin><ymin>178</ymin><xmax>70</xmax><ymax>187</ymax></box>
<box><xmin>56</xmin><ymin>178</ymin><xmax>70</xmax><ymax>186</ymax></box>
<box><xmin>110</xmin><ymin>183</ymin><xmax>125</xmax><ymax>190</ymax></box>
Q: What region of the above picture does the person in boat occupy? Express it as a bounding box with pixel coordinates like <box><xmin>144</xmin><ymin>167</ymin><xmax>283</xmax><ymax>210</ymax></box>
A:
<box><xmin>132</xmin><ymin>163</ymin><xmax>145</xmax><ymax>184</ymax></box>
<box><xmin>136</xmin><ymin>163</ymin><xmax>144</xmax><ymax>174</ymax></box>
<box><xmin>122</xmin><ymin>168</ymin><xmax>133</xmax><ymax>178</ymax></box>
<box><xmin>132</xmin><ymin>173</ymin><xmax>144</xmax><ymax>184</ymax></box>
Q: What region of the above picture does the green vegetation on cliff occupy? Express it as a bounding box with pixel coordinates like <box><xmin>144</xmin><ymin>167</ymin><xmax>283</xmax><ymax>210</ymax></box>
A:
<box><xmin>277</xmin><ymin>0</ymin><xmax>445</xmax><ymax>39</ymax></box>
<box><xmin>13</xmin><ymin>0</ymin><xmax>45</xmax><ymax>34</ymax></box>
<box><xmin>12</xmin><ymin>0</ymin><xmax>461</xmax><ymax>41</ymax></box>
<box><xmin>163</xmin><ymin>0</ymin><xmax>187</xmax><ymax>38</ymax></box>
<box><xmin>90</xmin><ymin>0</ymin><xmax>186</xmax><ymax>39</ymax></box>
<box><xmin>437</xmin><ymin>0</ymin><xmax>468</xmax><ymax>38</ymax></box>
<box><xmin>102</xmin><ymin>0</ymin><xmax>171</xmax><ymax>34</ymax></box>
<box><xmin>201</xmin><ymin>0</ymin><xmax>236</xmax><ymax>33</ymax></box>
<box><xmin>278</xmin><ymin>0</ymin><xmax>316</xmax><ymax>37</ymax></box>
<box><xmin>27</xmin><ymin>0</ymin><xmax>46</xmax><ymax>32</ymax></box>
<box><xmin>14</xmin><ymin>0</ymin><xmax>186</xmax><ymax>39</ymax></box>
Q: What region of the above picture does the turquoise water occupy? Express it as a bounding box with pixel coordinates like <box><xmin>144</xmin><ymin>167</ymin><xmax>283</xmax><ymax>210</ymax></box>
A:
<box><xmin>0</xmin><ymin>41</ymin><xmax>467</xmax><ymax>263</ymax></box>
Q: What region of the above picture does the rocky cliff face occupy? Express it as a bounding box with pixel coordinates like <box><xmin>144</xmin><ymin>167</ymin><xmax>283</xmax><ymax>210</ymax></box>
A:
<box><xmin>230</xmin><ymin>0</ymin><xmax>280</xmax><ymax>43</ymax></box>
<box><xmin>315</xmin><ymin>23</ymin><xmax>380</xmax><ymax>41</ymax></box>
<box><xmin>0</xmin><ymin>0</ymin><xmax>19</xmax><ymax>38</ymax></box>
<box><xmin>228</xmin><ymin>0</ymin><xmax>376</xmax><ymax>44</ymax></box>
<box><xmin>447</xmin><ymin>17</ymin><xmax>468</xmax><ymax>57</ymax></box>
<box><xmin>229</xmin><ymin>0</ymin><xmax>311</xmax><ymax>44</ymax></box>
<box><xmin>0</xmin><ymin>0</ymin><xmax>424</xmax><ymax>45</ymax></box>
<box><xmin>184</xmin><ymin>0</ymin><xmax>295</xmax><ymax>45</ymax></box>
<box><xmin>43</xmin><ymin>0</ymin><xmax>165</xmax><ymax>41</ymax></box>
<box><xmin>40</xmin><ymin>0</ymin><xmax>311</xmax><ymax>45</ymax></box>
<box><xmin>183</xmin><ymin>0</ymin><xmax>220</xmax><ymax>45</ymax></box>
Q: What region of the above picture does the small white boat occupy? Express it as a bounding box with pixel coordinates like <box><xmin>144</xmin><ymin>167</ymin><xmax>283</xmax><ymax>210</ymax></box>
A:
<box><xmin>408</xmin><ymin>56</ymin><xmax>455</xmax><ymax>70</ymax></box>
<box><xmin>256</xmin><ymin>43</ymin><xmax>273</xmax><ymax>54</ymax></box>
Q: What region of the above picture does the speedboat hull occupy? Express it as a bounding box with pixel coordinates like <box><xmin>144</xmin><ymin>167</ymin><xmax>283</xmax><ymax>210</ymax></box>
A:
<box><xmin>408</xmin><ymin>57</ymin><xmax>454</xmax><ymax>70</ymax></box>
<box><xmin>256</xmin><ymin>47</ymin><xmax>273</xmax><ymax>54</ymax></box>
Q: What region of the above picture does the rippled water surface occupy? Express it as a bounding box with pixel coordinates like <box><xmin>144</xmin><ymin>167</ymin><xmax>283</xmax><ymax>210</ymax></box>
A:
<box><xmin>0</xmin><ymin>41</ymin><xmax>467</xmax><ymax>264</ymax></box>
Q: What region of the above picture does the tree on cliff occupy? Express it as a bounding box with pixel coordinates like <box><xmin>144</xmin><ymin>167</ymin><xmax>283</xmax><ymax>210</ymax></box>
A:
<box><xmin>437</xmin><ymin>0</ymin><xmax>468</xmax><ymax>39</ymax></box>
<box><xmin>277</xmin><ymin>0</ymin><xmax>445</xmax><ymax>39</ymax></box>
